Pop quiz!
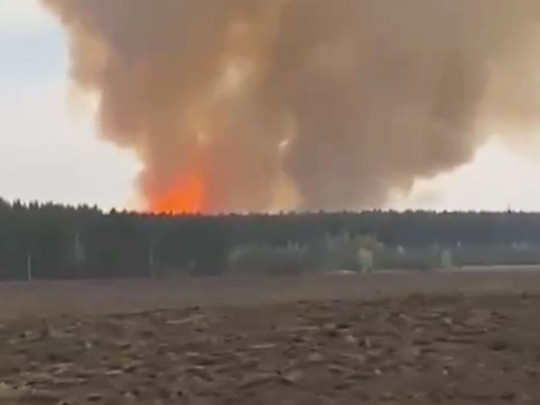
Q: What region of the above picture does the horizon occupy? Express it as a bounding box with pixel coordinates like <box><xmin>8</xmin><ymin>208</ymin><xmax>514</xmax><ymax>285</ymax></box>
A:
<box><xmin>0</xmin><ymin>197</ymin><xmax>530</xmax><ymax>216</ymax></box>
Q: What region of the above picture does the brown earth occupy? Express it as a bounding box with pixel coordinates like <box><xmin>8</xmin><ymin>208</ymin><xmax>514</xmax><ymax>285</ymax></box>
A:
<box><xmin>0</xmin><ymin>271</ymin><xmax>540</xmax><ymax>404</ymax></box>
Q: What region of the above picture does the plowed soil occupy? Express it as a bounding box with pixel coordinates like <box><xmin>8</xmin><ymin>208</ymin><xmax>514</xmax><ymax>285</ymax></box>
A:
<box><xmin>0</xmin><ymin>271</ymin><xmax>540</xmax><ymax>404</ymax></box>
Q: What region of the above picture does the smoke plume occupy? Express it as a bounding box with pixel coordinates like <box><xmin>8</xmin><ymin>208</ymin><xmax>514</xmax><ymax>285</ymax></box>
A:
<box><xmin>41</xmin><ymin>0</ymin><xmax>540</xmax><ymax>212</ymax></box>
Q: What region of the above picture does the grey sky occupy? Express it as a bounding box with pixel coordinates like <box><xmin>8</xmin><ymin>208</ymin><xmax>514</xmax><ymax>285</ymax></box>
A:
<box><xmin>1</xmin><ymin>0</ymin><xmax>540</xmax><ymax>212</ymax></box>
<box><xmin>0</xmin><ymin>1</ymin><xmax>137</xmax><ymax>209</ymax></box>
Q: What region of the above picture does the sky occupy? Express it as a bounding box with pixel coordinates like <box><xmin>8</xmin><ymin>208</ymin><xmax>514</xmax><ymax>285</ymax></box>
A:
<box><xmin>0</xmin><ymin>1</ymin><xmax>138</xmax><ymax>210</ymax></box>
<box><xmin>1</xmin><ymin>0</ymin><xmax>540</xmax><ymax>212</ymax></box>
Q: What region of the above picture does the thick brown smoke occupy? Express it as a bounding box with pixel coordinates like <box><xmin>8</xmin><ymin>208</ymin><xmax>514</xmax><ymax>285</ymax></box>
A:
<box><xmin>41</xmin><ymin>0</ymin><xmax>540</xmax><ymax>212</ymax></box>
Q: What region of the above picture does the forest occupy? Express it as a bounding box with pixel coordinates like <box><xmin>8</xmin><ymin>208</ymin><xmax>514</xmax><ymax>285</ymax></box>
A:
<box><xmin>1</xmin><ymin>198</ymin><xmax>540</xmax><ymax>281</ymax></box>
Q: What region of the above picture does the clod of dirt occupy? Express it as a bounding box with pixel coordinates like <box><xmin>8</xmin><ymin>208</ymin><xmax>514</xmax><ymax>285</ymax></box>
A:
<box><xmin>238</xmin><ymin>373</ymin><xmax>276</xmax><ymax>389</ymax></box>
<box><xmin>306</xmin><ymin>352</ymin><xmax>324</xmax><ymax>363</ymax></box>
<box><xmin>344</xmin><ymin>334</ymin><xmax>359</xmax><ymax>345</ymax></box>
<box><xmin>489</xmin><ymin>339</ymin><xmax>511</xmax><ymax>352</ymax></box>
<box><xmin>87</xmin><ymin>392</ymin><xmax>104</xmax><ymax>402</ymax></box>
<box><xmin>280</xmin><ymin>370</ymin><xmax>303</xmax><ymax>385</ymax></box>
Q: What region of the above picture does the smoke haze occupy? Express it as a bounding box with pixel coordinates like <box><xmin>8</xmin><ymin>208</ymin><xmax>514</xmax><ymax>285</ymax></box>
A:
<box><xmin>41</xmin><ymin>0</ymin><xmax>540</xmax><ymax>212</ymax></box>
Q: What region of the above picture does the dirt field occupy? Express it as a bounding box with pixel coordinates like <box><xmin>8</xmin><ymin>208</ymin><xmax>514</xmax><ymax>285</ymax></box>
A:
<box><xmin>1</xmin><ymin>271</ymin><xmax>540</xmax><ymax>404</ymax></box>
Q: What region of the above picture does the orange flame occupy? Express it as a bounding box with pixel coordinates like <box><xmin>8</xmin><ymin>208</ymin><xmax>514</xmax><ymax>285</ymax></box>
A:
<box><xmin>150</xmin><ymin>164</ymin><xmax>209</xmax><ymax>214</ymax></box>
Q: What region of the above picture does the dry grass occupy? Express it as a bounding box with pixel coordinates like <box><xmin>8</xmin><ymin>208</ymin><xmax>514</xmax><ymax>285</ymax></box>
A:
<box><xmin>0</xmin><ymin>270</ymin><xmax>539</xmax><ymax>319</ymax></box>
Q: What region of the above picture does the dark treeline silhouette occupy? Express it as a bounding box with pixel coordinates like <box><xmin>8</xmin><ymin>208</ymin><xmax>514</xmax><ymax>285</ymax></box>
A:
<box><xmin>1</xmin><ymin>198</ymin><xmax>540</xmax><ymax>280</ymax></box>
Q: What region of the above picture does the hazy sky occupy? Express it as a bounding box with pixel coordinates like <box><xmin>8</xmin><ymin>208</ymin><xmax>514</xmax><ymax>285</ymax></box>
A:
<box><xmin>0</xmin><ymin>1</ymin><xmax>138</xmax><ymax>210</ymax></box>
<box><xmin>1</xmin><ymin>0</ymin><xmax>540</xmax><ymax>212</ymax></box>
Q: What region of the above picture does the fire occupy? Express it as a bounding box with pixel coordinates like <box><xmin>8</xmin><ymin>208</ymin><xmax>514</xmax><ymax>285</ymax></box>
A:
<box><xmin>150</xmin><ymin>164</ymin><xmax>209</xmax><ymax>214</ymax></box>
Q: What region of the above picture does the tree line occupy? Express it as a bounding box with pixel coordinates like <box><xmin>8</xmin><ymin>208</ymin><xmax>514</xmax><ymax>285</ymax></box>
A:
<box><xmin>1</xmin><ymin>198</ymin><xmax>540</xmax><ymax>280</ymax></box>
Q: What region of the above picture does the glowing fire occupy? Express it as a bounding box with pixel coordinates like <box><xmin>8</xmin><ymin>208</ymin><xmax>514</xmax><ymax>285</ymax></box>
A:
<box><xmin>150</xmin><ymin>164</ymin><xmax>209</xmax><ymax>214</ymax></box>
<box><xmin>149</xmin><ymin>103</ymin><xmax>215</xmax><ymax>215</ymax></box>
